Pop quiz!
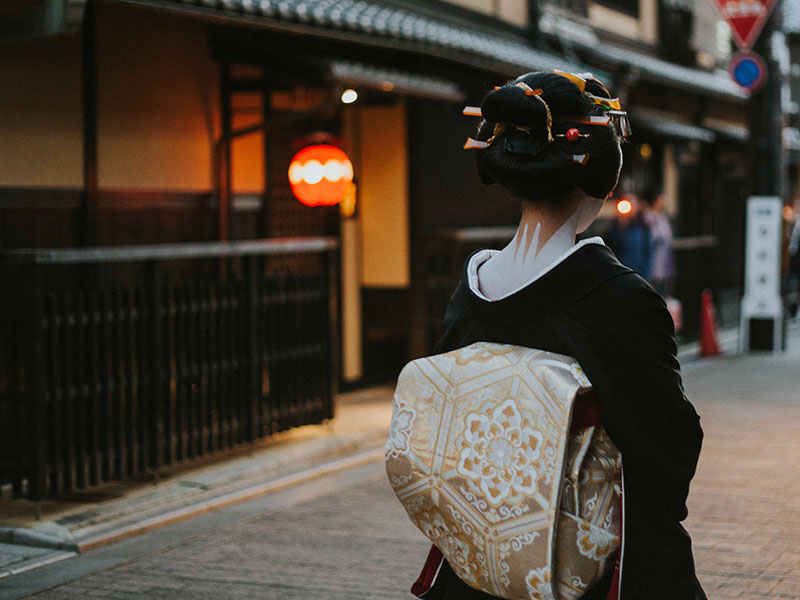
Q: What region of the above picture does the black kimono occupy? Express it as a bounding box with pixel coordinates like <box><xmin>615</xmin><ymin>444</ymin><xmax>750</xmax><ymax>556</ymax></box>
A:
<box><xmin>422</xmin><ymin>243</ymin><xmax>706</xmax><ymax>600</ymax></box>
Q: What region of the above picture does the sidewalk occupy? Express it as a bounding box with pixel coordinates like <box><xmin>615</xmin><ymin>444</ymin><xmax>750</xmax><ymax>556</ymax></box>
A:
<box><xmin>0</xmin><ymin>386</ymin><xmax>395</xmax><ymax>579</ymax></box>
<box><xmin>0</xmin><ymin>320</ymin><xmax>792</xmax><ymax>586</ymax></box>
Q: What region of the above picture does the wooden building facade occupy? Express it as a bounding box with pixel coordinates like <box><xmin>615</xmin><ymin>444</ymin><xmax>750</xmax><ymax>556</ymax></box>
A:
<box><xmin>1</xmin><ymin>0</ymin><xmax>753</xmax><ymax>499</ymax></box>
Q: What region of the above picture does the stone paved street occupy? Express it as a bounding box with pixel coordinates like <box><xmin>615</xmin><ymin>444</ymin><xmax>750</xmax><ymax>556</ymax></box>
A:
<box><xmin>10</xmin><ymin>464</ymin><xmax>427</xmax><ymax>600</ymax></box>
<box><xmin>682</xmin><ymin>345</ymin><xmax>800</xmax><ymax>599</ymax></box>
<box><xmin>4</xmin><ymin>338</ymin><xmax>799</xmax><ymax>599</ymax></box>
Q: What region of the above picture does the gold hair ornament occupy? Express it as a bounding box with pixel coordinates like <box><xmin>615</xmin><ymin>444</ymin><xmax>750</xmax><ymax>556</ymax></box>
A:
<box><xmin>553</xmin><ymin>71</ymin><xmax>630</xmax><ymax>138</ymax></box>
<box><xmin>486</xmin><ymin>123</ymin><xmax>506</xmax><ymax>147</ymax></box>
<box><xmin>515</xmin><ymin>81</ymin><xmax>554</xmax><ymax>143</ymax></box>
<box><xmin>553</xmin><ymin>70</ymin><xmax>587</xmax><ymax>92</ymax></box>
<box><xmin>585</xmin><ymin>93</ymin><xmax>622</xmax><ymax>110</ymax></box>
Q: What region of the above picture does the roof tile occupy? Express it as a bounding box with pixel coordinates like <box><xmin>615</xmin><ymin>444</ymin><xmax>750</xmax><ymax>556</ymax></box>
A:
<box><xmin>148</xmin><ymin>0</ymin><xmax>745</xmax><ymax>100</ymax></box>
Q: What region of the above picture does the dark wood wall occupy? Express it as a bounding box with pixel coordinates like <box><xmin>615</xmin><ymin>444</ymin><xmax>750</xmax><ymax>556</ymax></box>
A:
<box><xmin>408</xmin><ymin>99</ymin><xmax>520</xmax><ymax>235</ymax></box>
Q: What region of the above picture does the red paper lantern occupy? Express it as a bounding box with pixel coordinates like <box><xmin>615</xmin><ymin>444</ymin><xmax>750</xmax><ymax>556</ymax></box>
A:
<box><xmin>288</xmin><ymin>144</ymin><xmax>353</xmax><ymax>207</ymax></box>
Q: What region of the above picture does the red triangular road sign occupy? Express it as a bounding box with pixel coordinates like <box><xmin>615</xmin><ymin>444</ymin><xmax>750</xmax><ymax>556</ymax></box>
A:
<box><xmin>713</xmin><ymin>0</ymin><xmax>778</xmax><ymax>50</ymax></box>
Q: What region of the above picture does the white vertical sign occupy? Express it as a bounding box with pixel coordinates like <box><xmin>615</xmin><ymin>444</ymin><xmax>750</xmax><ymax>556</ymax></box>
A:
<box><xmin>740</xmin><ymin>196</ymin><xmax>783</xmax><ymax>351</ymax></box>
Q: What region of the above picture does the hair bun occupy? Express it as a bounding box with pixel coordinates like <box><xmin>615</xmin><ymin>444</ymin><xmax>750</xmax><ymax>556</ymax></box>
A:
<box><xmin>473</xmin><ymin>71</ymin><xmax>622</xmax><ymax>202</ymax></box>
<box><xmin>481</xmin><ymin>85</ymin><xmax>546</xmax><ymax>129</ymax></box>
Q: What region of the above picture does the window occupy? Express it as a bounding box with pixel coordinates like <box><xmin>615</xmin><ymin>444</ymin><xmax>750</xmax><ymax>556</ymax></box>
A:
<box><xmin>593</xmin><ymin>0</ymin><xmax>638</xmax><ymax>18</ymax></box>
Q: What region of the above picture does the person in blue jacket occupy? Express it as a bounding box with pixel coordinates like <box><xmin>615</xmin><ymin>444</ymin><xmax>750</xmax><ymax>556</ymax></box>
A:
<box><xmin>605</xmin><ymin>196</ymin><xmax>654</xmax><ymax>279</ymax></box>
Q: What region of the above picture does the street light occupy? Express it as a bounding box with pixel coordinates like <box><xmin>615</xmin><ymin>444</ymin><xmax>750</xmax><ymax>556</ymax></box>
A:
<box><xmin>341</xmin><ymin>89</ymin><xmax>358</xmax><ymax>104</ymax></box>
<box><xmin>616</xmin><ymin>199</ymin><xmax>633</xmax><ymax>215</ymax></box>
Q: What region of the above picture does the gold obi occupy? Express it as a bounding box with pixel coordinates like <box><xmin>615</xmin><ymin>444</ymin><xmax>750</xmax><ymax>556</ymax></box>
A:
<box><xmin>386</xmin><ymin>342</ymin><xmax>621</xmax><ymax>600</ymax></box>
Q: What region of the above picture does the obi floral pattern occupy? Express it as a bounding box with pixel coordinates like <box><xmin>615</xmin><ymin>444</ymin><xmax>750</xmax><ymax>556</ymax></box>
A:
<box><xmin>386</xmin><ymin>343</ymin><xmax>621</xmax><ymax>600</ymax></box>
<box><xmin>385</xmin><ymin>395</ymin><xmax>416</xmax><ymax>459</ymax></box>
<box><xmin>456</xmin><ymin>398</ymin><xmax>546</xmax><ymax>506</ymax></box>
<box><xmin>525</xmin><ymin>567</ymin><xmax>556</xmax><ymax>600</ymax></box>
<box><xmin>576</xmin><ymin>519</ymin><xmax>618</xmax><ymax>561</ymax></box>
<box><xmin>417</xmin><ymin>507</ymin><xmax>482</xmax><ymax>586</ymax></box>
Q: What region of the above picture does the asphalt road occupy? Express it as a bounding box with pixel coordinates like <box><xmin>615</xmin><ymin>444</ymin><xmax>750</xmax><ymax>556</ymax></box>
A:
<box><xmin>2</xmin><ymin>336</ymin><xmax>799</xmax><ymax>600</ymax></box>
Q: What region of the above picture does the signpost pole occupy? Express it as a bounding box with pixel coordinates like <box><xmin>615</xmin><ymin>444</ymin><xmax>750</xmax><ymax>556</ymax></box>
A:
<box><xmin>742</xmin><ymin>7</ymin><xmax>787</xmax><ymax>352</ymax></box>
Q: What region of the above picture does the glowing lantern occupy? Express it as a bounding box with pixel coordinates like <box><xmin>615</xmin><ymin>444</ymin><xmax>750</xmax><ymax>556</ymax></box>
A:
<box><xmin>341</xmin><ymin>89</ymin><xmax>358</xmax><ymax>104</ymax></box>
<box><xmin>288</xmin><ymin>144</ymin><xmax>354</xmax><ymax>207</ymax></box>
<box><xmin>616</xmin><ymin>199</ymin><xmax>633</xmax><ymax>215</ymax></box>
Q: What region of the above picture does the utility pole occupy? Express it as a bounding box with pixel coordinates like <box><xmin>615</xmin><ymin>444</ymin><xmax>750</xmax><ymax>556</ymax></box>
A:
<box><xmin>749</xmin><ymin>8</ymin><xmax>785</xmax><ymax>198</ymax></box>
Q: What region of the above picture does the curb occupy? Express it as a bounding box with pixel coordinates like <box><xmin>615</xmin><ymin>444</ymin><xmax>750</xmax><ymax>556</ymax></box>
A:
<box><xmin>677</xmin><ymin>327</ymin><xmax>740</xmax><ymax>363</ymax></box>
<box><xmin>73</xmin><ymin>446</ymin><xmax>385</xmax><ymax>552</ymax></box>
<box><xmin>0</xmin><ymin>550</ymin><xmax>78</xmax><ymax>581</ymax></box>
<box><xmin>45</xmin><ymin>429</ymin><xmax>386</xmax><ymax>542</ymax></box>
<box><xmin>0</xmin><ymin>528</ymin><xmax>77</xmax><ymax>553</ymax></box>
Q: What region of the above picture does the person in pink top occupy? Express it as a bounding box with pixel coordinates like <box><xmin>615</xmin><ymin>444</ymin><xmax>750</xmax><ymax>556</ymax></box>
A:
<box><xmin>641</xmin><ymin>188</ymin><xmax>675</xmax><ymax>297</ymax></box>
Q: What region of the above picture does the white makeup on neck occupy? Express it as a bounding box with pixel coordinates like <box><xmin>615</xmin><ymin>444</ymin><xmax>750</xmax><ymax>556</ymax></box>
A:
<box><xmin>476</xmin><ymin>194</ymin><xmax>604</xmax><ymax>300</ymax></box>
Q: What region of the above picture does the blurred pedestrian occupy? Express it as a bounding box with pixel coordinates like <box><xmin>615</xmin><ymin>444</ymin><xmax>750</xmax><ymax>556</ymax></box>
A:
<box><xmin>788</xmin><ymin>207</ymin><xmax>800</xmax><ymax>317</ymax></box>
<box><xmin>407</xmin><ymin>70</ymin><xmax>705</xmax><ymax>600</ymax></box>
<box><xmin>605</xmin><ymin>195</ymin><xmax>654</xmax><ymax>278</ymax></box>
<box><xmin>642</xmin><ymin>187</ymin><xmax>675</xmax><ymax>297</ymax></box>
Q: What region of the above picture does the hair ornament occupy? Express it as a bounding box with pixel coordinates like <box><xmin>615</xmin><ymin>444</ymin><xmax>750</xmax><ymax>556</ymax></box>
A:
<box><xmin>572</xmin><ymin>153</ymin><xmax>590</xmax><ymax>166</ymax></box>
<box><xmin>552</xmin><ymin>70</ymin><xmax>630</xmax><ymax>140</ymax></box>
<box><xmin>556</xmin><ymin>127</ymin><xmax>590</xmax><ymax>142</ymax></box>
<box><xmin>486</xmin><ymin>123</ymin><xmax>506</xmax><ymax>146</ymax></box>
<box><xmin>463</xmin><ymin>137</ymin><xmax>488</xmax><ymax>149</ymax></box>
<box><xmin>570</xmin><ymin>115</ymin><xmax>612</xmax><ymax>126</ymax></box>
<box><xmin>462</xmin><ymin>106</ymin><xmax>488</xmax><ymax>149</ymax></box>
<box><xmin>608</xmin><ymin>110</ymin><xmax>632</xmax><ymax>139</ymax></box>
<box><xmin>515</xmin><ymin>81</ymin><xmax>553</xmax><ymax>143</ymax></box>
<box><xmin>586</xmin><ymin>93</ymin><xmax>621</xmax><ymax>110</ymax></box>
<box><xmin>553</xmin><ymin>70</ymin><xmax>587</xmax><ymax>92</ymax></box>
<box><xmin>462</xmin><ymin>71</ymin><xmax>631</xmax><ymax>151</ymax></box>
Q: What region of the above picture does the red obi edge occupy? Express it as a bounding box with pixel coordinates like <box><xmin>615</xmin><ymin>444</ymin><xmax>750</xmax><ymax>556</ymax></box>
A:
<box><xmin>410</xmin><ymin>545</ymin><xmax>444</xmax><ymax>597</ymax></box>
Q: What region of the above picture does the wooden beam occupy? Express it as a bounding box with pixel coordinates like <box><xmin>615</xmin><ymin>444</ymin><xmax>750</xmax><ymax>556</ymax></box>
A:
<box><xmin>80</xmin><ymin>0</ymin><xmax>98</xmax><ymax>246</ymax></box>
<box><xmin>218</xmin><ymin>61</ymin><xmax>232</xmax><ymax>243</ymax></box>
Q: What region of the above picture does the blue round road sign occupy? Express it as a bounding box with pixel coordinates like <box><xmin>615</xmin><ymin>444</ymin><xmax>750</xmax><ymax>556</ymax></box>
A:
<box><xmin>729</xmin><ymin>51</ymin><xmax>767</xmax><ymax>92</ymax></box>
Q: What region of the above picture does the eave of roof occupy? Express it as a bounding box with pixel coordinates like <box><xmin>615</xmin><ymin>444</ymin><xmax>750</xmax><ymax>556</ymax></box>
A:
<box><xmin>116</xmin><ymin>0</ymin><xmax>590</xmax><ymax>77</ymax></box>
<box><xmin>631</xmin><ymin>108</ymin><xmax>716</xmax><ymax>143</ymax></box>
<box><xmin>329</xmin><ymin>61</ymin><xmax>465</xmax><ymax>103</ymax></box>
<box><xmin>538</xmin><ymin>12</ymin><xmax>748</xmax><ymax>103</ymax></box>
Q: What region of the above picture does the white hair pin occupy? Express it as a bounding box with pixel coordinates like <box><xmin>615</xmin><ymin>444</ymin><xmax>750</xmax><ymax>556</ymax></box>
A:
<box><xmin>463</xmin><ymin>137</ymin><xmax>488</xmax><ymax>149</ymax></box>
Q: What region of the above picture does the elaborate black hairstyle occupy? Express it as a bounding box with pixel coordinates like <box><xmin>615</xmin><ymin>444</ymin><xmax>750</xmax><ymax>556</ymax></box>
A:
<box><xmin>472</xmin><ymin>71</ymin><xmax>624</xmax><ymax>203</ymax></box>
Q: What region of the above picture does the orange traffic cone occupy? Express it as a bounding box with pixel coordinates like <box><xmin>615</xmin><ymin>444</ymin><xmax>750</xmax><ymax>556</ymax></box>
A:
<box><xmin>699</xmin><ymin>289</ymin><xmax>721</xmax><ymax>357</ymax></box>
